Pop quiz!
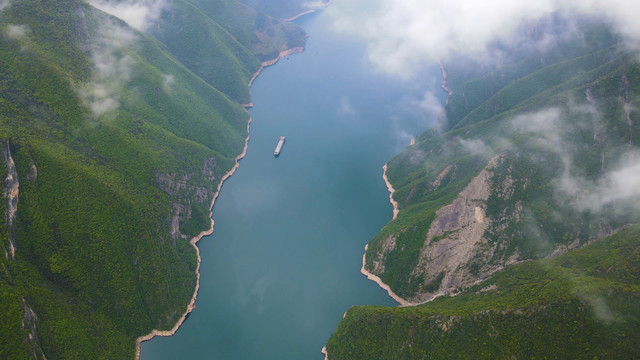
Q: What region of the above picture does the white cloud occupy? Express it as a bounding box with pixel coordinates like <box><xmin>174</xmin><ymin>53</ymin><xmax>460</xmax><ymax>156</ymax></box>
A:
<box><xmin>561</xmin><ymin>150</ymin><xmax>640</xmax><ymax>213</ymax></box>
<box><xmin>507</xmin><ymin>105</ymin><xmax>640</xmax><ymax>215</ymax></box>
<box><xmin>329</xmin><ymin>0</ymin><xmax>640</xmax><ymax>77</ymax></box>
<box><xmin>90</xmin><ymin>0</ymin><xmax>170</xmax><ymax>32</ymax></box>
<box><xmin>388</xmin><ymin>91</ymin><xmax>446</xmax><ymax>148</ymax></box>
<box><xmin>458</xmin><ymin>138</ymin><xmax>495</xmax><ymax>158</ymax></box>
<box><xmin>78</xmin><ymin>20</ymin><xmax>138</xmax><ymax>117</ymax></box>
<box><xmin>511</xmin><ymin>107</ymin><xmax>566</xmax><ymax>151</ymax></box>
<box><xmin>5</xmin><ymin>24</ymin><xmax>30</xmax><ymax>41</ymax></box>
<box><xmin>162</xmin><ymin>73</ymin><xmax>175</xmax><ymax>92</ymax></box>
<box><xmin>414</xmin><ymin>91</ymin><xmax>446</xmax><ymax>131</ymax></box>
<box><xmin>454</xmin><ymin>102</ymin><xmax>640</xmax><ymax>216</ymax></box>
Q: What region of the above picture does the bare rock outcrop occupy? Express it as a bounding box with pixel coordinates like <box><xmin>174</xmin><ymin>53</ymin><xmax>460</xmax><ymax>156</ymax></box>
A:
<box><xmin>369</xmin><ymin>234</ymin><xmax>396</xmax><ymax>274</ymax></box>
<box><xmin>2</xmin><ymin>140</ymin><xmax>18</xmax><ymax>260</ymax></box>
<box><xmin>409</xmin><ymin>155</ymin><xmax>505</xmax><ymax>303</ymax></box>
<box><xmin>429</xmin><ymin>164</ymin><xmax>455</xmax><ymax>190</ymax></box>
<box><xmin>170</xmin><ymin>203</ymin><xmax>188</xmax><ymax>240</ymax></box>
<box><xmin>27</xmin><ymin>156</ymin><xmax>37</xmax><ymax>182</ymax></box>
<box><xmin>21</xmin><ymin>298</ymin><xmax>47</xmax><ymax>360</ymax></box>
<box><xmin>202</xmin><ymin>156</ymin><xmax>219</xmax><ymax>182</ymax></box>
<box><xmin>158</xmin><ymin>157</ymin><xmax>220</xmax><ymax>239</ymax></box>
<box><xmin>156</xmin><ymin>172</ymin><xmax>190</xmax><ymax>197</ymax></box>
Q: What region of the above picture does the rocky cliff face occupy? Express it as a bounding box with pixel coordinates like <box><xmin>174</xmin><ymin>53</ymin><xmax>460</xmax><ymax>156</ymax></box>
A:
<box><xmin>157</xmin><ymin>156</ymin><xmax>221</xmax><ymax>239</ymax></box>
<box><xmin>21</xmin><ymin>299</ymin><xmax>46</xmax><ymax>360</ymax></box>
<box><xmin>373</xmin><ymin>141</ymin><xmax>625</xmax><ymax>303</ymax></box>
<box><xmin>361</xmin><ymin>24</ymin><xmax>639</xmax><ymax>303</ymax></box>
<box><xmin>407</xmin><ymin>155</ymin><xmax>502</xmax><ymax>303</ymax></box>
<box><xmin>2</xmin><ymin>140</ymin><xmax>18</xmax><ymax>260</ymax></box>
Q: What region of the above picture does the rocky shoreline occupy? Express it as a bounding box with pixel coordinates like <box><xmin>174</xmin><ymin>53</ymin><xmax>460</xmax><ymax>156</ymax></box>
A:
<box><xmin>357</xmin><ymin>164</ymin><xmax>410</xmax><ymax>306</ymax></box>
<box><xmin>320</xmin><ymin>165</ymin><xmax>412</xmax><ymax>360</ymax></box>
<box><xmin>360</xmin><ymin>244</ymin><xmax>411</xmax><ymax>306</ymax></box>
<box><xmin>248</xmin><ymin>47</ymin><xmax>305</xmax><ymax>89</ymax></box>
<box><xmin>134</xmin><ymin>116</ymin><xmax>252</xmax><ymax>359</ymax></box>
<box><xmin>134</xmin><ymin>44</ymin><xmax>306</xmax><ymax>360</ymax></box>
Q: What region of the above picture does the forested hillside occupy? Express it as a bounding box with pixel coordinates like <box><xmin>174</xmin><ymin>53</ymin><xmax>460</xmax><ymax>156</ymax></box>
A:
<box><xmin>365</xmin><ymin>20</ymin><xmax>639</xmax><ymax>303</ymax></box>
<box><xmin>0</xmin><ymin>0</ymin><xmax>304</xmax><ymax>358</ymax></box>
<box><xmin>329</xmin><ymin>225</ymin><xmax>640</xmax><ymax>359</ymax></box>
<box><xmin>327</xmin><ymin>17</ymin><xmax>640</xmax><ymax>358</ymax></box>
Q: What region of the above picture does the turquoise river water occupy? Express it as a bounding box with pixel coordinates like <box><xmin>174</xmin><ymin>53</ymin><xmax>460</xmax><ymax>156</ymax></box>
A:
<box><xmin>141</xmin><ymin>7</ymin><xmax>442</xmax><ymax>360</ymax></box>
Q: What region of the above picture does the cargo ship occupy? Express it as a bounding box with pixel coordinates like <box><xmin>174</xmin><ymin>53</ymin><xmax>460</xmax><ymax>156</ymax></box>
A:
<box><xmin>274</xmin><ymin>136</ymin><xmax>286</xmax><ymax>157</ymax></box>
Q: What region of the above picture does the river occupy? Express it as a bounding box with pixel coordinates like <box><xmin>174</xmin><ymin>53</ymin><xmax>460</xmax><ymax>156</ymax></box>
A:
<box><xmin>141</xmin><ymin>6</ymin><xmax>442</xmax><ymax>360</ymax></box>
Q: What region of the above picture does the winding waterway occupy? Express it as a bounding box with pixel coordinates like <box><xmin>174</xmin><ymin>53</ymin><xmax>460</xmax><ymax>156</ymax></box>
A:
<box><xmin>142</xmin><ymin>7</ymin><xmax>442</xmax><ymax>360</ymax></box>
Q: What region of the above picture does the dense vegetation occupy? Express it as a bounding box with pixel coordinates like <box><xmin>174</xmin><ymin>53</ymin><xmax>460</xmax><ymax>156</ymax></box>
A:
<box><xmin>364</xmin><ymin>19</ymin><xmax>640</xmax><ymax>300</ymax></box>
<box><xmin>0</xmin><ymin>0</ymin><xmax>304</xmax><ymax>358</ymax></box>
<box><xmin>328</xmin><ymin>225</ymin><xmax>640</xmax><ymax>359</ymax></box>
<box><xmin>150</xmin><ymin>0</ymin><xmax>306</xmax><ymax>104</ymax></box>
<box><xmin>329</xmin><ymin>17</ymin><xmax>640</xmax><ymax>359</ymax></box>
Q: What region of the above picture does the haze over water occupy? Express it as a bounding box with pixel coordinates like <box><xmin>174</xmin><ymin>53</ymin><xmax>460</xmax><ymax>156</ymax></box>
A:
<box><xmin>142</xmin><ymin>7</ymin><xmax>442</xmax><ymax>360</ymax></box>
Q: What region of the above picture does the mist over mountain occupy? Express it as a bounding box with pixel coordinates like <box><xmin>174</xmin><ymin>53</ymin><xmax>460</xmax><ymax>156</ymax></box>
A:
<box><xmin>325</xmin><ymin>2</ymin><xmax>640</xmax><ymax>358</ymax></box>
<box><xmin>331</xmin><ymin>0</ymin><xmax>640</xmax><ymax>77</ymax></box>
<box><xmin>1</xmin><ymin>0</ymin><xmax>639</xmax><ymax>359</ymax></box>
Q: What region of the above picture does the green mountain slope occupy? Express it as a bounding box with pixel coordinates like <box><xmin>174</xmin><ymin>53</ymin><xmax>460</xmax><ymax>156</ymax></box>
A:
<box><xmin>364</xmin><ymin>23</ymin><xmax>640</xmax><ymax>303</ymax></box>
<box><xmin>0</xmin><ymin>0</ymin><xmax>303</xmax><ymax>358</ymax></box>
<box><xmin>183</xmin><ymin>0</ymin><xmax>305</xmax><ymax>61</ymax></box>
<box><xmin>329</xmin><ymin>19</ymin><xmax>640</xmax><ymax>359</ymax></box>
<box><xmin>149</xmin><ymin>0</ymin><xmax>305</xmax><ymax>104</ymax></box>
<box><xmin>328</xmin><ymin>225</ymin><xmax>640</xmax><ymax>359</ymax></box>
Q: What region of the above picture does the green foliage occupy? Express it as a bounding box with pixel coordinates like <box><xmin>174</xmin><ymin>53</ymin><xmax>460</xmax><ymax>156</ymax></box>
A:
<box><xmin>149</xmin><ymin>0</ymin><xmax>260</xmax><ymax>104</ymax></box>
<box><xmin>0</xmin><ymin>279</ymin><xmax>32</xmax><ymax>360</ymax></box>
<box><xmin>0</xmin><ymin>0</ymin><xmax>304</xmax><ymax>358</ymax></box>
<box><xmin>443</xmin><ymin>20</ymin><xmax>618</xmax><ymax>129</ymax></box>
<box><xmin>182</xmin><ymin>0</ymin><xmax>306</xmax><ymax>61</ymax></box>
<box><xmin>180</xmin><ymin>203</ymin><xmax>212</xmax><ymax>238</ymax></box>
<box><xmin>328</xmin><ymin>226</ymin><xmax>640</xmax><ymax>359</ymax></box>
<box><xmin>365</xmin><ymin>21</ymin><xmax>640</xmax><ymax>300</ymax></box>
<box><xmin>375</xmin><ymin>217</ymin><xmax>432</xmax><ymax>297</ymax></box>
<box><xmin>349</xmin><ymin>19</ymin><xmax>640</xmax><ymax>360</ymax></box>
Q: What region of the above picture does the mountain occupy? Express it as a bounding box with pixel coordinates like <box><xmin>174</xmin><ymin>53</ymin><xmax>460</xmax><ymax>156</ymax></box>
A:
<box><xmin>326</xmin><ymin>17</ymin><xmax>640</xmax><ymax>358</ymax></box>
<box><xmin>328</xmin><ymin>225</ymin><xmax>640</xmax><ymax>359</ymax></box>
<box><xmin>0</xmin><ymin>0</ymin><xmax>304</xmax><ymax>358</ymax></box>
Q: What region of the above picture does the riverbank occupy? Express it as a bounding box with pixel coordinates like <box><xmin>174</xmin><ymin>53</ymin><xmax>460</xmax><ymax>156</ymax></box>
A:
<box><xmin>358</xmin><ymin>164</ymin><xmax>412</xmax><ymax>306</ymax></box>
<box><xmin>284</xmin><ymin>0</ymin><xmax>332</xmax><ymax>22</ymax></box>
<box><xmin>323</xmin><ymin>165</ymin><xmax>423</xmax><ymax>358</ymax></box>
<box><xmin>134</xmin><ymin>115</ymin><xmax>252</xmax><ymax>359</ymax></box>
<box><xmin>247</xmin><ymin>47</ymin><xmax>305</xmax><ymax>90</ymax></box>
<box><xmin>134</xmin><ymin>44</ymin><xmax>305</xmax><ymax>359</ymax></box>
<box><xmin>359</xmin><ymin>244</ymin><xmax>411</xmax><ymax>306</ymax></box>
<box><xmin>325</xmin><ymin>247</ymin><xmax>413</xmax><ymax>360</ymax></box>
<box><xmin>325</xmin><ymin>245</ymin><xmax>413</xmax><ymax>360</ymax></box>
<box><xmin>243</xmin><ymin>47</ymin><xmax>305</xmax><ymax>108</ymax></box>
<box><xmin>335</xmin><ymin>164</ymin><xmax>410</xmax><ymax>359</ymax></box>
